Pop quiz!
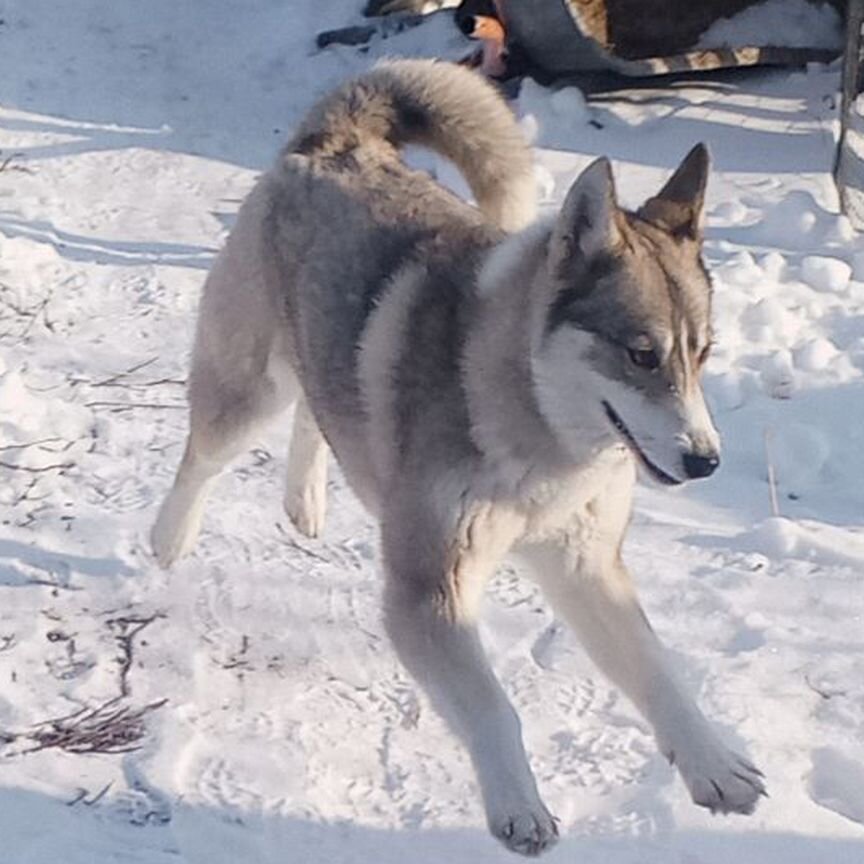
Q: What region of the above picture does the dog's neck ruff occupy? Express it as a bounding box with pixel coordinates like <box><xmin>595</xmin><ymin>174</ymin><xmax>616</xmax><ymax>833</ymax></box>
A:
<box><xmin>463</xmin><ymin>227</ymin><xmax>600</xmax><ymax>482</ymax></box>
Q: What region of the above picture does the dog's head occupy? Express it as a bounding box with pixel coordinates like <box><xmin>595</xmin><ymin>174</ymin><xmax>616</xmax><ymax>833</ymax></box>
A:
<box><xmin>533</xmin><ymin>145</ymin><xmax>720</xmax><ymax>485</ymax></box>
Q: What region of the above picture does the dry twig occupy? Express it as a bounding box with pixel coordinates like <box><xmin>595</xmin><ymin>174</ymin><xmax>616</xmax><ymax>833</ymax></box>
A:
<box><xmin>106</xmin><ymin>613</ymin><xmax>164</xmax><ymax>697</ymax></box>
<box><xmin>275</xmin><ymin>521</ymin><xmax>330</xmax><ymax>563</ymax></box>
<box><xmin>0</xmin><ymin>152</ymin><xmax>33</xmax><ymax>174</ymax></box>
<box><xmin>83</xmin><ymin>401</ymin><xmax>185</xmax><ymax>412</ymax></box>
<box><xmin>763</xmin><ymin>428</ymin><xmax>780</xmax><ymax>518</ymax></box>
<box><xmin>0</xmin><ymin>437</ymin><xmax>65</xmax><ymax>452</ymax></box>
<box><xmin>22</xmin><ymin>697</ymin><xmax>168</xmax><ymax>754</ymax></box>
<box><xmin>0</xmin><ymin>460</ymin><xmax>73</xmax><ymax>474</ymax></box>
<box><xmin>89</xmin><ymin>357</ymin><xmax>158</xmax><ymax>388</ymax></box>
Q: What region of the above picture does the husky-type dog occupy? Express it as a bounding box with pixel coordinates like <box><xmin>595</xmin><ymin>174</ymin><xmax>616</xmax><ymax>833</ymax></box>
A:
<box><xmin>152</xmin><ymin>59</ymin><xmax>765</xmax><ymax>856</ymax></box>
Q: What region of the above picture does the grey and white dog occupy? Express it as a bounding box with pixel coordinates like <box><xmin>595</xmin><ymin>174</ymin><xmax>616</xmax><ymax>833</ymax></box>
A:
<box><xmin>152</xmin><ymin>59</ymin><xmax>765</xmax><ymax>856</ymax></box>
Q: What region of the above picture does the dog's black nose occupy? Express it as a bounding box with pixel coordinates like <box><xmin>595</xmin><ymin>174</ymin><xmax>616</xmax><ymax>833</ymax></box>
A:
<box><xmin>682</xmin><ymin>452</ymin><xmax>719</xmax><ymax>479</ymax></box>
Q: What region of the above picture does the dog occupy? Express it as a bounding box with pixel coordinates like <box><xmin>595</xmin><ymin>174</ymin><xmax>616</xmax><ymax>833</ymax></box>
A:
<box><xmin>151</xmin><ymin>59</ymin><xmax>765</xmax><ymax>856</ymax></box>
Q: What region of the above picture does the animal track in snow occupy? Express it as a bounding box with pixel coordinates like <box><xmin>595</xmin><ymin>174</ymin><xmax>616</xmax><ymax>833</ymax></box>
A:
<box><xmin>178</xmin><ymin>731</ymin><xmax>305</xmax><ymax>815</ymax></box>
<box><xmin>547</xmin><ymin>724</ymin><xmax>653</xmax><ymax>794</ymax></box>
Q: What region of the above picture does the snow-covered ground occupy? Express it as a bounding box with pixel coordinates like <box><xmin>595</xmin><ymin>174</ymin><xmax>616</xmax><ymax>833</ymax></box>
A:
<box><xmin>1</xmin><ymin>2</ymin><xmax>863</xmax><ymax>862</ymax></box>
<box><xmin>697</xmin><ymin>0</ymin><xmax>843</xmax><ymax>51</ymax></box>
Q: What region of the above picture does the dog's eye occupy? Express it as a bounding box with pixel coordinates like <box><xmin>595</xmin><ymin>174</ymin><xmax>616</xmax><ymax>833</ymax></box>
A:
<box><xmin>627</xmin><ymin>347</ymin><xmax>660</xmax><ymax>370</ymax></box>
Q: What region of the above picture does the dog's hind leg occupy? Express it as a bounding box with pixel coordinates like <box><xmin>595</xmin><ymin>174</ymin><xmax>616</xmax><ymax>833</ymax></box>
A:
<box><xmin>151</xmin><ymin>288</ymin><xmax>299</xmax><ymax>569</ymax></box>
<box><xmin>381</xmin><ymin>491</ymin><xmax>557</xmax><ymax>857</ymax></box>
<box><xmin>522</xmin><ymin>468</ymin><xmax>766</xmax><ymax>817</ymax></box>
<box><xmin>151</xmin><ymin>430</ymin><xmax>229</xmax><ymax>569</ymax></box>
<box><xmin>151</xmin><ymin>176</ymin><xmax>301</xmax><ymax>567</ymax></box>
<box><xmin>283</xmin><ymin>395</ymin><xmax>328</xmax><ymax>537</ymax></box>
<box><xmin>151</xmin><ymin>356</ymin><xmax>298</xmax><ymax>568</ymax></box>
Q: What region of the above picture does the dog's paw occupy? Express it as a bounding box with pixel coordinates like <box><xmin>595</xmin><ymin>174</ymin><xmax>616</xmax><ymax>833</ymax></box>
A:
<box><xmin>151</xmin><ymin>504</ymin><xmax>199</xmax><ymax>569</ymax></box>
<box><xmin>151</xmin><ymin>520</ymin><xmax>189</xmax><ymax>569</ymax></box>
<box><xmin>489</xmin><ymin>804</ymin><xmax>559</xmax><ymax>857</ymax></box>
<box><xmin>672</xmin><ymin>738</ymin><xmax>767</xmax><ymax>815</ymax></box>
<box><xmin>151</xmin><ymin>527</ymin><xmax>182</xmax><ymax>569</ymax></box>
<box><xmin>283</xmin><ymin>482</ymin><xmax>327</xmax><ymax>538</ymax></box>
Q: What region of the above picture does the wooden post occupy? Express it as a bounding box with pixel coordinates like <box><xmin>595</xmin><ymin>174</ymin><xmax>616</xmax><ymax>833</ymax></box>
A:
<box><xmin>836</xmin><ymin>0</ymin><xmax>864</xmax><ymax>221</ymax></box>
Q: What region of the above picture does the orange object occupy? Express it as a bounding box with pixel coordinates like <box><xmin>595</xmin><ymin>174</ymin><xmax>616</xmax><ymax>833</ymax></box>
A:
<box><xmin>469</xmin><ymin>14</ymin><xmax>507</xmax><ymax>77</ymax></box>
<box><xmin>472</xmin><ymin>14</ymin><xmax>505</xmax><ymax>42</ymax></box>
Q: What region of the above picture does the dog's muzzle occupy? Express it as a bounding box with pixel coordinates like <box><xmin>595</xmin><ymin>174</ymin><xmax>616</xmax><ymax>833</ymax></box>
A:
<box><xmin>602</xmin><ymin>401</ymin><xmax>683</xmax><ymax>486</ymax></box>
<box><xmin>602</xmin><ymin>402</ymin><xmax>721</xmax><ymax>485</ymax></box>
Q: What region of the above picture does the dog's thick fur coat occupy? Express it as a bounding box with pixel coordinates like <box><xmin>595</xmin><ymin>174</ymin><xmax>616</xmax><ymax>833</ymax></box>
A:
<box><xmin>152</xmin><ymin>60</ymin><xmax>764</xmax><ymax>856</ymax></box>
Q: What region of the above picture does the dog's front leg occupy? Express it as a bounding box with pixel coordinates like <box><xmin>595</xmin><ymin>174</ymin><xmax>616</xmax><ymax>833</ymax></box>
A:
<box><xmin>523</xmin><ymin>485</ymin><xmax>765</xmax><ymax>815</ymax></box>
<box><xmin>381</xmin><ymin>492</ymin><xmax>558</xmax><ymax>857</ymax></box>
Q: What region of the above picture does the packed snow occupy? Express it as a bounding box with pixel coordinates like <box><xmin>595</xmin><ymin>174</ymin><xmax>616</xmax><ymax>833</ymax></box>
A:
<box><xmin>697</xmin><ymin>0</ymin><xmax>843</xmax><ymax>51</ymax></box>
<box><xmin>1</xmin><ymin>1</ymin><xmax>863</xmax><ymax>863</ymax></box>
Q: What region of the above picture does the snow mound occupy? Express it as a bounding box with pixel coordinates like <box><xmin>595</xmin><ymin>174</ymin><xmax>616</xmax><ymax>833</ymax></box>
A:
<box><xmin>747</xmin><ymin>191</ymin><xmax>823</xmax><ymax>247</ymax></box>
<box><xmin>800</xmin><ymin>255</ymin><xmax>852</xmax><ymax>294</ymax></box>
<box><xmin>698</xmin><ymin>0</ymin><xmax>842</xmax><ymax>51</ymax></box>
<box><xmin>740</xmin><ymin>517</ymin><xmax>864</xmax><ymax>568</ymax></box>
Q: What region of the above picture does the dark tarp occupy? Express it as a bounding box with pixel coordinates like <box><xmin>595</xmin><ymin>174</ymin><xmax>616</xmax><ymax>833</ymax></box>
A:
<box><xmin>500</xmin><ymin>0</ymin><xmax>844</xmax><ymax>77</ymax></box>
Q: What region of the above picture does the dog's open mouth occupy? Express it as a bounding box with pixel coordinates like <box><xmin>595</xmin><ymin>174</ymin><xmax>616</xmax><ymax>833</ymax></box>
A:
<box><xmin>602</xmin><ymin>401</ymin><xmax>682</xmax><ymax>487</ymax></box>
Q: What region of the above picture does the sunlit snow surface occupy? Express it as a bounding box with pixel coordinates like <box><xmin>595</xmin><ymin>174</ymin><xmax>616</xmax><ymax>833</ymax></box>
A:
<box><xmin>0</xmin><ymin>2</ymin><xmax>863</xmax><ymax>862</ymax></box>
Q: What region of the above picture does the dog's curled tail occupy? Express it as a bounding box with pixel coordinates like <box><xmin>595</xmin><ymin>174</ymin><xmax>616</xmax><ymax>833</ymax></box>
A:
<box><xmin>287</xmin><ymin>59</ymin><xmax>536</xmax><ymax>232</ymax></box>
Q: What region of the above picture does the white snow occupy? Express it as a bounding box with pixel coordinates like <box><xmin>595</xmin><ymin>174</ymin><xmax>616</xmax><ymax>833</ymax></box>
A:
<box><xmin>1</xmin><ymin>2</ymin><xmax>864</xmax><ymax>863</ymax></box>
<box><xmin>801</xmin><ymin>254</ymin><xmax>852</xmax><ymax>293</ymax></box>
<box><xmin>697</xmin><ymin>0</ymin><xmax>843</xmax><ymax>51</ymax></box>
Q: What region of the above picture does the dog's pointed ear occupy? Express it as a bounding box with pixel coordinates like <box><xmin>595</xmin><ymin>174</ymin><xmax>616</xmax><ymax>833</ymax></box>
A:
<box><xmin>549</xmin><ymin>157</ymin><xmax>621</xmax><ymax>279</ymax></box>
<box><xmin>639</xmin><ymin>143</ymin><xmax>710</xmax><ymax>240</ymax></box>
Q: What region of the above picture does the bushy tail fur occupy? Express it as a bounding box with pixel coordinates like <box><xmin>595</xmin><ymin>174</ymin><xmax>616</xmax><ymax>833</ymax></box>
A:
<box><xmin>287</xmin><ymin>59</ymin><xmax>536</xmax><ymax>232</ymax></box>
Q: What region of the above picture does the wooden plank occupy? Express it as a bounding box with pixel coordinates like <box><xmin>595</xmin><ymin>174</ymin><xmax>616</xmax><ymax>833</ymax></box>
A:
<box><xmin>835</xmin><ymin>0</ymin><xmax>864</xmax><ymax>222</ymax></box>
